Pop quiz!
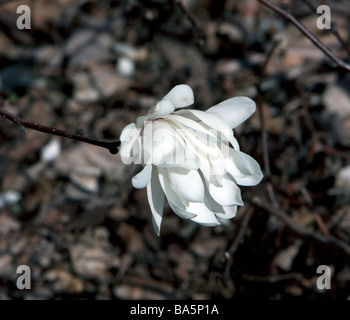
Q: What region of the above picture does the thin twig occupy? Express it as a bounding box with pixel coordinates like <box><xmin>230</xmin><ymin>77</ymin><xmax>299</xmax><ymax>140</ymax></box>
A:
<box><xmin>252</xmin><ymin>197</ymin><xmax>350</xmax><ymax>257</ymax></box>
<box><xmin>256</xmin><ymin>0</ymin><xmax>350</xmax><ymax>72</ymax></box>
<box><xmin>300</xmin><ymin>0</ymin><xmax>350</xmax><ymax>55</ymax></box>
<box><xmin>256</xmin><ymin>37</ymin><xmax>281</xmax><ymax>207</ymax></box>
<box><xmin>223</xmin><ymin>206</ymin><xmax>254</xmax><ymax>278</ymax></box>
<box><xmin>175</xmin><ymin>0</ymin><xmax>205</xmax><ymax>47</ymax></box>
<box><xmin>227</xmin><ymin>207</ymin><xmax>254</xmax><ymax>257</ymax></box>
<box><xmin>0</xmin><ymin>0</ymin><xmax>18</xmax><ymax>5</ymax></box>
<box><xmin>0</xmin><ymin>107</ymin><xmax>120</xmax><ymax>154</ymax></box>
<box><xmin>242</xmin><ymin>272</ymin><xmax>303</xmax><ymax>283</ymax></box>
<box><xmin>257</xmin><ymin>37</ymin><xmax>281</xmax><ymax>180</ymax></box>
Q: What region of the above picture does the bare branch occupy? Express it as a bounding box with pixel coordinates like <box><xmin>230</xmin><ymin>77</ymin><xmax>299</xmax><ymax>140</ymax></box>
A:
<box><xmin>301</xmin><ymin>0</ymin><xmax>350</xmax><ymax>55</ymax></box>
<box><xmin>223</xmin><ymin>206</ymin><xmax>254</xmax><ymax>279</ymax></box>
<box><xmin>256</xmin><ymin>0</ymin><xmax>350</xmax><ymax>72</ymax></box>
<box><xmin>0</xmin><ymin>0</ymin><xmax>19</xmax><ymax>5</ymax></box>
<box><xmin>0</xmin><ymin>107</ymin><xmax>120</xmax><ymax>154</ymax></box>
<box><xmin>256</xmin><ymin>37</ymin><xmax>281</xmax><ymax>207</ymax></box>
<box><xmin>252</xmin><ymin>197</ymin><xmax>350</xmax><ymax>257</ymax></box>
<box><xmin>175</xmin><ymin>0</ymin><xmax>205</xmax><ymax>47</ymax></box>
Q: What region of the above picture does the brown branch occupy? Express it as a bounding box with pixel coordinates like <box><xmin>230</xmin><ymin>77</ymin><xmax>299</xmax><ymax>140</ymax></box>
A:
<box><xmin>223</xmin><ymin>206</ymin><xmax>254</xmax><ymax>277</ymax></box>
<box><xmin>256</xmin><ymin>37</ymin><xmax>281</xmax><ymax>207</ymax></box>
<box><xmin>242</xmin><ymin>272</ymin><xmax>303</xmax><ymax>283</ymax></box>
<box><xmin>175</xmin><ymin>0</ymin><xmax>205</xmax><ymax>47</ymax></box>
<box><xmin>0</xmin><ymin>107</ymin><xmax>120</xmax><ymax>154</ymax></box>
<box><xmin>252</xmin><ymin>197</ymin><xmax>350</xmax><ymax>257</ymax></box>
<box><xmin>256</xmin><ymin>0</ymin><xmax>350</xmax><ymax>72</ymax></box>
<box><xmin>300</xmin><ymin>0</ymin><xmax>350</xmax><ymax>56</ymax></box>
<box><xmin>0</xmin><ymin>0</ymin><xmax>18</xmax><ymax>5</ymax></box>
<box><xmin>227</xmin><ymin>207</ymin><xmax>254</xmax><ymax>257</ymax></box>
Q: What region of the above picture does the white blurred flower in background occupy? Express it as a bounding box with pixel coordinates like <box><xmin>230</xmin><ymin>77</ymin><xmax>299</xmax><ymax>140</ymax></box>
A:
<box><xmin>119</xmin><ymin>84</ymin><xmax>263</xmax><ymax>235</ymax></box>
<box><xmin>41</xmin><ymin>138</ymin><xmax>61</xmax><ymax>162</ymax></box>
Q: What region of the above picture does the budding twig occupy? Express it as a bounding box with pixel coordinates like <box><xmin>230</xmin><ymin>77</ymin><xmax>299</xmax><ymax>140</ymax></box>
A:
<box><xmin>0</xmin><ymin>107</ymin><xmax>120</xmax><ymax>154</ymax></box>
<box><xmin>256</xmin><ymin>0</ymin><xmax>350</xmax><ymax>72</ymax></box>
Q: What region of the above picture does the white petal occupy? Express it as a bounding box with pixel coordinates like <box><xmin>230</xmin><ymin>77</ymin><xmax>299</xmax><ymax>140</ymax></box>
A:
<box><xmin>162</xmin><ymin>84</ymin><xmax>194</xmax><ymax>109</ymax></box>
<box><xmin>167</xmin><ymin>181</ymin><xmax>234</xmax><ymax>225</ymax></box>
<box><xmin>197</xmin><ymin>154</ymin><xmax>223</xmax><ymax>188</ymax></box>
<box><xmin>203</xmin><ymin>188</ymin><xmax>238</xmax><ymax>219</ymax></box>
<box><xmin>167</xmin><ymin>200</ymin><xmax>197</xmax><ymax>219</ymax></box>
<box><xmin>119</xmin><ymin>140</ymin><xmax>137</xmax><ymax>163</ymax></box>
<box><xmin>207</xmin><ymin>96</ymin><xmax>256</xmax><ymax>129</ymax></box>
<box><xmin>187</xmin><ymin>202</ymin><xmax>221</xmax><ymax>226</ymax></box>
<box><xmin>148</xmin><ymin>99</ymin><xmax>175</xmax><ymax>116</ymax></box>
<box><xmin>151</xmin><ymin>124</ymin><xmax>179</xmax><ymax>165</ymax></box>
<box><xmin>136</xmin><ymin>114</ymin><xmax>152</xmax><ymax>129</ymax></box>
<box><xmin>148</xmin><ymin>121</ymin><xmax>183</xmax><ymax>166</ymax></box>
<box><xmin>147</xmin><ymin>166</ymin><xmax>165</xmax><ymax>236</ymax></box>
<box><xmin>145</xmin><ymin>120</ymin><xmax>200</xmax><ymax>169</ymax></box>
<box><xmin>175</xmin><ymin>146</ymin><xmax>200</xmax><ymax>170</ymax></box>
<box><xmin>131</xmin><ymin>164</ymin><xmax>152</xmax><ymax>189</ymax></box>
<box><xmin>120</xmin><ymin>122</ymin><xmax>138</xmax><ymax>141</ymax></box>
<box><xmin>167</xmin><ymin>114</ymin><xmax>222</xmax><ymax>143</ymax></box>
<box><xmin>119</xmin><ymin>123</ymin><xmax>141</xmax><ymax>163</ymax></box>
<box><xmin>207</xmin><ymin>175</ymin><xmax>243</xmax><ymax>206</ymax></box>
<box><xmin>215</xmin><ymin>205</ymin><xmax>238</xmax><ymax>219</ymax></box>
<box><xmin>131</xmin><ymin>136</ymin><xmax>142</xmax><ymax>164</ymax></box>
<box><xmin>170</xmin><ymin>117</ymin><xmax>227</xmax><ymax>176</ymax></box>
<box><xmin>176</xmin><ymin>130</ymin><xmax>226</xmax><ymax>182</ymax></box>
<box><xmin>165</xmin><ymin>167</ymin><xmax>205</xmax><ymax>202</ymax></box>
<box><xmin>176</xmin><ymin>109</ymin><xmax>239</xmax><ymax>150</ymax></box>
<box><xmin>225</xmin><ymin>149</ymin><xmax>264</xmax><ymax>186</ymax></box>
<box><xmin>177</xmin><ymin>109</ymin><xmax>230</xmax><ymax>134</ymax></box>
<box><xmin>175</xmin><ymin>124</ymin><xmax>223</xmax><ymax>159</ymax></box>
<box><xmin>158</xmin><ymin>168</ymin><xmax>188</xmax><ymax>210</ymax></box>
<box><xmin>169</xmin><ymin>198</ymin><xmax>220</xmax><ymax>226</ymax></box>
<box><xmin>157</xmin><ymin>144</ymin><xmax>200</xmax><ymax>170</ymax></box>
<box><xmin>229</xmin><ymin>135</ymin><xmax>240</xmax><ymax>151</ymax></box>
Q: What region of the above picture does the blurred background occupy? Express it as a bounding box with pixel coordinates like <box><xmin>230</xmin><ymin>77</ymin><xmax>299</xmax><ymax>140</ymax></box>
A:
<box><xmin>0</xmin><ymin>0</ymin><xmax>350</xmax><ymax>300</ymax></box>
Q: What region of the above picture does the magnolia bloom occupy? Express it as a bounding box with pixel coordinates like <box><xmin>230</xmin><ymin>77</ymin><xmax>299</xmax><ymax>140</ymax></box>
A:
<box><xmin>119</xmin><ymin>85</ymin><xmax>263</xmax><ymax>235</ymax></box>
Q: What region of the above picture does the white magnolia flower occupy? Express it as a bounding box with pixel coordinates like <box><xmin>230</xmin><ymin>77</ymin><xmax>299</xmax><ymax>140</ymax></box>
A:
<box><xmin>119</xmin><ymin>84</ymin><xmax>263</xmax><ymax>235</ymax></box>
